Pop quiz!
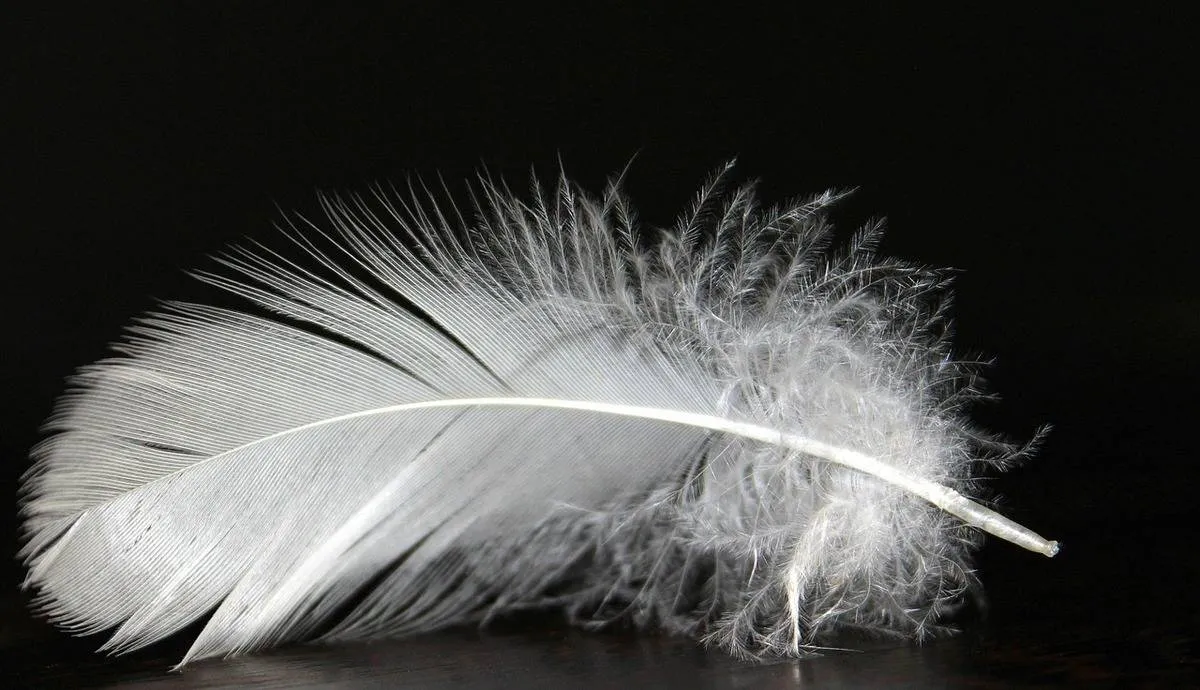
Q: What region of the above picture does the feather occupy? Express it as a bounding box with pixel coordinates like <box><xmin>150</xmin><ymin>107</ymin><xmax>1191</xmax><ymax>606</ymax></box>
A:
<box><xmin>19</xmin><ymin>163</ymin><xmax>1057</xmax><ymax>667</ymax></box>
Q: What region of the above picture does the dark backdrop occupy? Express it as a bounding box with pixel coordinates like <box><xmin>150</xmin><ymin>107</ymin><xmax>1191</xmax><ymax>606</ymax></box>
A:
<box><xmin>4</xmin><ymin>4</ymin><xmax>1194</xmax><ymax>686</ymax></box>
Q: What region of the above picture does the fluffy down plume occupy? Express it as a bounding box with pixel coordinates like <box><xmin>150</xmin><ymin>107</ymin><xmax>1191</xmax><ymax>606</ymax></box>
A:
<box><xmin>19</xmin><ymin>163</ymin><xmax>1056</xmax><ymax>667</ymax></box>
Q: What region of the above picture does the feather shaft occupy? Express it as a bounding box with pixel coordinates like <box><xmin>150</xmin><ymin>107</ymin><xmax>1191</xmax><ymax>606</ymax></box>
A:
<box><xmin>219</xmin><ymin>394</ymin><xmax>1057</xmax><ymax>557</ymax></box>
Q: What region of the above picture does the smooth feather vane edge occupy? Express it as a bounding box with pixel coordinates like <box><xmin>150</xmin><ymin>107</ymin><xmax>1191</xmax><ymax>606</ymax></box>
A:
<box><xmin>19</xmin><ymin>163</ymin><xmax>1056</xmax><ymax>666</ymax></box>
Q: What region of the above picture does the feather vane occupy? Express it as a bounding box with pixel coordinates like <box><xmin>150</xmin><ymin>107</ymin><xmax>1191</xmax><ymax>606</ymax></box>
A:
<box><xmin>20</xmin><ymin>164</ymin><xmax>1056</xmax><ymax>666</ymax></box>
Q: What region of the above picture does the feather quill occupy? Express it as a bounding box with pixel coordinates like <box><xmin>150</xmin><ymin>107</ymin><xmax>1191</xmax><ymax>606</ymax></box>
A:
<box><xmin>19</xmin><ymin>163</ymin><xmax>1057</xmax><ymax>666</ymax></box>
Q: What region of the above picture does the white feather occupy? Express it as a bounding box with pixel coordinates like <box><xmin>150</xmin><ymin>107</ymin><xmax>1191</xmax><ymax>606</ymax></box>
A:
<box><xmin>20</xmin><ymin>163</ymin><xmax>1056</xmax><ymax>666</ymax></box>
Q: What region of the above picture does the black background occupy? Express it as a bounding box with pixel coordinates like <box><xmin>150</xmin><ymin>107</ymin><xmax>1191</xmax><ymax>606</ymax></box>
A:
<box><xmin>3</xmin><ymin>4</ymin><xmax>1195</xmax><ymax>687</ymax></box>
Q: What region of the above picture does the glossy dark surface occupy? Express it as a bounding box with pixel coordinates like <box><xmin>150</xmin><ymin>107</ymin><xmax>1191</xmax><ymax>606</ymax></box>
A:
<box><xmin>6</xmin><ymin>623</ymin><xmax>1193</xmax><ymax>690</ymax></box>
